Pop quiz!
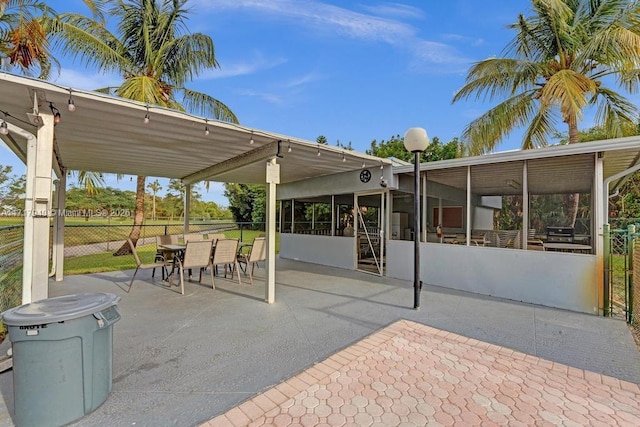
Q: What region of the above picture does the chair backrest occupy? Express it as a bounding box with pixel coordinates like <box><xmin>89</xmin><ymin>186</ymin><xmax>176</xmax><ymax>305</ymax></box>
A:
<box><xmin>168</xmin><ymin>234</ymin><xmax>179</xmax><ymax>244</ymax></box>
<box><xmin>128</xmin><ymin>239</ymin><xmax>142</xmax><ymax>267</ymax></box>
<box><xmin>184</xmin><ymin>233</ymin><xmax>204</xmax><ymax>244</ymax></box>
<box><xmin>183</xmin><ymin>240</ymin><xmax>213</xmax><ymax>268</ymax></box>
<box><xmin>213</xmin><ymin>239</ymin><xmax>239</xmax><ymax>265</ymax></box>
<box><xmin>249</xmin><ymin>237</ymin><xmax>267</xmax><ymax>263</ymax></box>
<box><xmin>156</xmin><ymin>234</ymin><xmax>173</xmax><ymax>246</ymax></box>
<box><xmin>208</xmin><ymin>233</ymin><xmax>226</xmax><ymax>244</ymax></box>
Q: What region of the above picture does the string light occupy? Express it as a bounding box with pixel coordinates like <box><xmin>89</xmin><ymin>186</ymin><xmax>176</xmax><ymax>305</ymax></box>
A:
<box><xmin>0</xmin><ymin>120</ymin><xmax>8</xmax><ymax>135</ymax></box>
<box><xmin>317</xmin><ymin>146</ymin><xmax>321</xmax><ymax>157</ymax></box>
<box><xmin>67</xmin><ymin>89</ymin><xmax>76</xmax><ymax>112</ymax></box>
<box><xmin>362</xmin><ymin>161</ymin><xmax>366</xmax><ymax>168</ymax></box>
<box><xmin>342</xmin><ymin>152</ymin><xmax>346</xmax><ymax>162</ymax></box>
<box><xmin>49</xmin><ymin>102</ymin><xmax>62</xmax><ymax>124</ymax></box>
<box><xmin>143</xmin><ymin>105</ymin><xmax>150</xmax><ymax>124</ymax></box>
<box><xmin>287</xmin><ymin>140</ymin><xmax>292</xmax><ymax>153</ymax></box>
<box><xmin>249</xmin><ymin>131</ymin><xmax>255</xmax><ymax>144</ymax></box>
<box><xmin>204</xmin><ymin>119</ymin><xmax>210</xmax><ymax>136</ymax></box>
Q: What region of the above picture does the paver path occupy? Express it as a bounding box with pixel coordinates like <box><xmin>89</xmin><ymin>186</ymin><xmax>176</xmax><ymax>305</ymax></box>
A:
<box><xmin>204</xmin><ymin>320</ymin><xmax>640</xmax><ymax>427</ymax></box>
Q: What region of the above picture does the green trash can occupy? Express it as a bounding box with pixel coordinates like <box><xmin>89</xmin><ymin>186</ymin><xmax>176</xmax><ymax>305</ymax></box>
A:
<box><xmin>2</xmin><ymin>293</ymin><xmax>121</xmax><ymax>427</ymax></box>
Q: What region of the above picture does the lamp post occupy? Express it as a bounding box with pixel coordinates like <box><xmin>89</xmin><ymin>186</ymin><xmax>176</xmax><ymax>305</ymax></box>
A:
<box><xmin>403</xmin><ymin>127</ymin><xmax>430</xmax><ymax>309</ymax></box>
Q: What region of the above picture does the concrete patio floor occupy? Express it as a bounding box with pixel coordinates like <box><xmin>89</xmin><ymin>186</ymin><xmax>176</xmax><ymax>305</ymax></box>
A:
<box><xmin>1</xmin><ymin>258</ymin><xmax>639</xmax><ymax>426</ymax></box>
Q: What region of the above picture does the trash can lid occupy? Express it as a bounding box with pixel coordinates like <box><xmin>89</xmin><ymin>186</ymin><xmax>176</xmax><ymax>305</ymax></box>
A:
<box><xmin>2</xmin><ymin>293</ymin><xmax>120</xmax><ymax>326</ymax></box>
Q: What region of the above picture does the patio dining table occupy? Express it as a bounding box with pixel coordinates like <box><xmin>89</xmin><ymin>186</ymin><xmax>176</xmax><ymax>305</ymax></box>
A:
<box><xmin>158</xmin><ymin>244</ymin><xmax>187</xmax><ymax>285</ymax></box>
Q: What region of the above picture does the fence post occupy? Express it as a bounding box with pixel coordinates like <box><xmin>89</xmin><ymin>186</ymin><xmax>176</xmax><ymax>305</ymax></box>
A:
<box><xmin>164</xmin><ymin>224</ymin><xmax>168</xmax><ymax>236</ymax></box>
<box><xmin>604</xmin><ymin>223</ymin><xmax>610</xmax><ymax>316</ymax></box>
<box><xmin>240</xmin><ymin>223</ymin><xmax>243</xmax><ymax>242</ymax></box>
<box><xmin>628</xmin><ymin>225</ymin><xmax>635</xmax><ymax>323</ymax></box>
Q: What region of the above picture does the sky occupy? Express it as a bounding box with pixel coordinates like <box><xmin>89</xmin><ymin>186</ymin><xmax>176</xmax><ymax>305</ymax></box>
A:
<box><xmin>0</xmin><ymin>0</ymin><xmax>611</xmax><ymax>206</ymax></box>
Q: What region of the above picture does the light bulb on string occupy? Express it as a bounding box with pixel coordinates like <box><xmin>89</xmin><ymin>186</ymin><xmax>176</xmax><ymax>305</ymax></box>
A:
<box><xmin>317</xmin><ymin>146</ymin><xmax>321</xmax><ymax>157</ymax></box>
<box><xmin>287</xmin><ymin>140</ymin><xmax>292</xmax><ymax>153</ymax></box>
<box><xmin>204</xmin><ymin>119</ymin><xmax>210</xmax><ymax>136</ymax></box>
<box><xmin>143</xmin><ymin>105</ymin><xmax>150</xmax><ymax>124</ymax></box>
<box><xmin>67</xmin><ymin>89</ymin><xmax>76</xmax><ymax>112</ymax></box>
<box><xmin>249</xmin><ymin>131</ymin><xmax>255</xmax><ymax>144</ymax></box>
<box><xmin>0</xmin><ymin>121</ymin><xmax>8</xmax><ymax>135</ymax></box>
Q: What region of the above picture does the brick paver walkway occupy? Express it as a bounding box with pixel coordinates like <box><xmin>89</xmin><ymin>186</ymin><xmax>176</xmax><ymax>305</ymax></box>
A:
<box><xmin>203</xmin><ymin>320</ymin><xmax>640</xmax><ymax>427</ymax></box>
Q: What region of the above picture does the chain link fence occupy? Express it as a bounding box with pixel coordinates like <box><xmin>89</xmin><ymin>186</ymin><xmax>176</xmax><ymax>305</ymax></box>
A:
<box><xmin>632</xmin><ymin>239</ymin><xmax>639</xmax><ymax>335</ymax></box>
<box><xmin>0</xmin><ymin>222</ymin><xmax>265</xmax><ymax>324</ymax></box>
<box><xmin>63</xmin><ymin>222</ymin><xmax>265</xmax><ymax>257</ymax></box>
<box><xmin>0</xmin><ymin>225</ymin><xmax>24</xmax><ymax>338</ymax></box>
<box><xmin>605</xmin><ymin>223</ymin><xmax>640</xmax><ymax>322</ymax></box>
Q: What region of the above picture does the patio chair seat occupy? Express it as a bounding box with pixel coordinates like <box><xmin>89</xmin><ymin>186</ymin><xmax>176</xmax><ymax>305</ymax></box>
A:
<box><xmin>127</xmin><ymin>239</ymin><xmax>167</xmax><ymax>292</ymax></box>
<box><xmin>176</xmin><ymin>240</ymin><xmax>215</xmax><ymax>294</ymax></box>
<box><xmin>212</xmin><ymin>239</ymin><xmax>242</xmax><ymax>287</ymax></box>
<box><xmin>237</xmin><ymin>237</ymin><xmax>266</xmax><ymax>285</ymax></box>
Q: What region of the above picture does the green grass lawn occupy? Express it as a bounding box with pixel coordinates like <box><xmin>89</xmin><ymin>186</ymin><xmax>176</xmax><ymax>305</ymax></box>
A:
<box><xmin>64</xmin><ymin>230</ymin><xmax>279</xmax><ymax>275</ymax></box>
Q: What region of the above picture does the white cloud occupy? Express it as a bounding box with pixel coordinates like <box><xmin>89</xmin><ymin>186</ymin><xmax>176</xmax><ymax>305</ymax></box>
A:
<box><xmin>199</xmin><ymin>54</ymin><xmax>287</xmax><ymax>80</ymax></box>
<box><xmin>237</xmin><ymin>89</ymin><xmax>284</xmax><ymax>105</ymax></box>
<box><xmin>199</xmin><ymin>0</ymin><xmax>415</xmax><ymax>44</ymax></box>
<box><xmin>360</xmin><ymin>3</ymin><xmax>424</xmax><ymax>20</ymax></box>
<box><xmin>197</xmin><ymin>0</ymin><xmax>470</xmax><ymax>72</ymax></box>
<box><xmin>282</xmin><ymin>73</ymin><xmax>323</xmax><ymax>89</ymax></box>
<box><xmin>440</xmin><ymin>33</ymin><xmax>485</xmax><ymax>47</ymax></box>
<box><xmin>51</xmin><ymin>69</ymin><xmax>121</xmax><ymax>91</ymax></box>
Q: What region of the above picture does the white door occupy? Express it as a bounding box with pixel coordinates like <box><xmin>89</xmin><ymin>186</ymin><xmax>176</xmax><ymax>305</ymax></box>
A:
<box><xmin>355</xmin><ymin>192</ymin><xmax>386</xmax><ymax>275</ymax></box>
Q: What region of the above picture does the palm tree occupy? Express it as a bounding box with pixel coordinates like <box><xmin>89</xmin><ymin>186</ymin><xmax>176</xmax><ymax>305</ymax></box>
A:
<box><xmin>49</xmin><ymin>0</ymin><xmax>238</xmax><ymax>253</ymax></box>
<box><xmin>147</xmin><ymin>179</ymin><xmax>161</xmax><ymax>220</ymax></box>
<box><xmin>453</xmin><ymin>0</ymin><xmax>640</xmax><ymax>154</ymax></box>
<box><xmin>452</xmin><ymin>0</ymin><xmax>640</xmax><ymax>225</ymax></box>
<box><xmin>0</xmin><ymin>0</ymin><xmax>59</xmax><ymax>78</ymax></box>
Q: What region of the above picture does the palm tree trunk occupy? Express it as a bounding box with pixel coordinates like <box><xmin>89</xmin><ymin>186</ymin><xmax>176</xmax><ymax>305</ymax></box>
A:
<box><xmin>567</xmin><ymin>118</ymin><xmax>580</xmax><ymax>227</ymax></box>
<box><xmin>114</xmin><ymin>175</ymin><xmax>146</xmax><ymax>255</ymax></box>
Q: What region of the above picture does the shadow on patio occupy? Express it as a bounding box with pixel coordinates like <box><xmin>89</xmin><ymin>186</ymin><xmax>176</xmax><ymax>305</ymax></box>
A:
<box><xmin>0</xmin><ymin>258</ymin><xmax>638</xmax><ymax>426</ymax></box>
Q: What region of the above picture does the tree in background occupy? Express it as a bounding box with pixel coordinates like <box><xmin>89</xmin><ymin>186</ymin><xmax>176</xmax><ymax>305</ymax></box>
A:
<box><xmin>316</xmin><ymin>135</ymin><xmax>327</xmax><ymax>144</ymax></box>
<box><xmin>49</xmin><ymin>0</ymin><xmax>238</xmax><ymax>253</ymax></box>
<box><xmin>453</xmin><ymin>0</ymin><xmax>640</xmax><ymax>154</ymax></box>
<box><xmin>0</xmin><ymin>164</ymin><xmax>25</xmax><ymax>213</ymax></box>
<box><xmin>367</xmin><ymin>135</ymin><xmax>462</xmax><ymax>162</ymax></box>
<box><xmin>223</xmin><ymin>183</ymin><xmax>265</xmax><ymax>224</ymax></box>
<box><xmin>146</xmin><ymin>179</ymin><xmax>161</xmax><ymax>221</ymax></box>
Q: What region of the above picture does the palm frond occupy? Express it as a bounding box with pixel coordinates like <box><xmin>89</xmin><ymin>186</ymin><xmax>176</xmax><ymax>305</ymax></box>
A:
<box><xmin>462</xmin><ymin>91</ymin><xmax>539</xmax><ymax>155</ymax></box>
<box><xmin>116</xmin><ymin>75</ymin><xmax>167</xmax><ymax>105</ymax></box>
<box><xmin>45</xmin><ymin>13</ymin><xmax>128</xmax><ymax>74</ymax></box>
<box><xmin>452</xmin><ymin>58</ymin><xmax>542</xmax><ymax>103</ymax></box>
<box><xmin>591</xmin><ymin>86</ymin><xmax>639</xmax><ymax>138</ymax></box>
<box><xmin>540</xmin><ymin>69</ymin><xmax>596</xmax><ymax>120</ymax></box>
<box><xmin>181</xmin><ymin>87</ymin><xmax>239</xmax><ymax>123</ymax></box>
<box><xmin>522</xmin><ymin>104</ymin><xmax>557</xmax><ymax>149</ymax></box>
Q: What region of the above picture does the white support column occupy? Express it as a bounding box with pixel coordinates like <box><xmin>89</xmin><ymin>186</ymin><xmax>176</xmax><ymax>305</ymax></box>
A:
<box><xmin>522</xmin><ymin>160</ymin><xmax>529</xmax><ymax>250</ymax></box>
<box><xmin>22</xmin><ymin>113</ymin><xmax>54</xmax><ymax>303</ymax></box>
<box><xmin>421</xmin><ymin>172</ymin><xmax>427</xmax><ymax>242</ymax></box>
<box><xmin>594</xmin><ymin>153</ymin><xmax>604</xmax><ymax>315</ymax></box>
<box><xmin>54</xmin><ymin>171</ymin><xmax>66</xmax><ymax>281</ymax></box>
<box><xmin>331</xmin><ymin>195</ymin><xmax>335</xmax><ymax>237</ymax></box>
<box><xmin>438</xmin><ymin>198</ymin><xmax>443</xmax><ymax>243</ymax></box>
<box><xmin>183</xmin><ymin>184</ymin><xmax>191</xmax><ymax>234</ymax></box>
<box><xmin>466</xmin><ymin>166</ymin><xmax>471</xmax><ymax>246</ymax></box>
<box><xmin>265</xmin><ymin>158</ymin><xmax>279</xmax><ymax>303</ymax></box>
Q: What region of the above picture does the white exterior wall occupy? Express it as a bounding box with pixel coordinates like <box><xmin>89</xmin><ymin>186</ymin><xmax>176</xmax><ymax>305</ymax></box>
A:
<box><xmin>386</xmin><ymin>241</ymin><xmax>598</xmax><ymax>314</ymax></box>
<box><xmin>280</xmin><ymin>234</ymin><xmax>355</xmax><ymax>269</ymax></box>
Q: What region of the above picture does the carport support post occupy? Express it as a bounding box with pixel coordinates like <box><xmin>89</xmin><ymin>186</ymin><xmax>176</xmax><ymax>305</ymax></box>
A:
<box><xmin>22</xmin><ymin>113</ymin><xmax>54</xmax><ymax>304</ymax></box>
<box><xmin>183</xmin><ymin>183</ymin><xmax>191</xmax><ymax>233</ymax></box>
<box><xmin>54</xmin><ymin>171</ymin><xmax>66</xmax><ymax>281</ymax></box>
<box><xmin>266</xmin><ymin>158</ymin><xmax>279</xmax><ymax>303</ymax></box>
